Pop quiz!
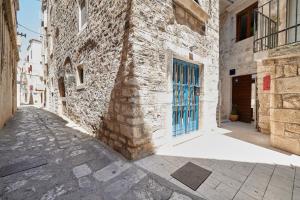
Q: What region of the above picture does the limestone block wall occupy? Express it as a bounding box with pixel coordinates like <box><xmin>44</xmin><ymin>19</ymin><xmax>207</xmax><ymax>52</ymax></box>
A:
<box><xmin>0</xmin><ymin>0</ymin><xmax>18</xmax><ymax>128</ymax></box>
<box><xmin>99</xmin><ymin>0</ymin><xmax>219</xmax><ymax>159</ymax></box>
<box><xmin>44</xmin><ymin>0</ymin><xmax>219</xmax><ymax>160</ymax></box>
<box><xmin>219</xmin><ymin>2</ymin><xmax>257</xmax><ymax>121</ymax></box>
<box><xmin>256</xmin><ymin>60</ymin><xmax>275</xmax><ymax>134</ymax></box>
<box><xmin>269</xmin><ymin>57</ymin><xmax>300</xmax><ymax>154</ymax></box>
<box><xmin>44</xmin><ymin>0</ymin><xmax>130</xmax><ymax>132</ymax></box>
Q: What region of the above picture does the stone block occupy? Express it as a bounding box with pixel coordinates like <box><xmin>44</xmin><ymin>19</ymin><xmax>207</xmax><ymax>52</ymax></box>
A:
<box><xmin>260</xmin><ymin>128</ymin><xmax>271</xmax><ymax>134</ymax></box>
<box><xmin>270</xmin><ymin>122</ymin><xmax>285</xmax><ymax>136</ymax></box>
<box><xmin>286</xmin><ymin>123</ymin><xmax>300</xmax><ymax>134</ymax></box>
<box><xmin>121</xmin><ymin>87</ymin><xmax>139</xmax><ymax>97</ymax></box>
<box><xmin>282</xmin><ymin>94</ymin><xmax>300</xmax><ymax>109</ymax></box>
<box><xmin>258</xmin><ymin>122</ymin><xmax>270</xmax><ymax>131</ymax></box>
<box><xmin>117</xmin><ymin>114</ymin><xmax>125</xmax><ymax>123</ymax></box>
<box><xmin>275</xmin><ymin>77</ymin><xmax>300</xmax><ymax>94</ymax></box>
<box><xmin>126</xmin><ymin>117</ymin><xmax>144</xmax><ymax>125</ymax></box>
<box><xmin>128</xmin><ymin>138</ymin><xmax>149</xmax><ymax>147</ymax></box>
<box><xmin>120</xmin><ymin>124</ymin><xmax>142</xmax><ymax>138</ymax></box>
<box><xmin>271</xmin><ymin>109</ymin><xmax>300</xmax><ymax>124</ymax></box>
<box><xmin>285</xmin><ymin>131</ymin><xmax>300</xmax><ymax>139</ymax></box>
<box><xmin>275</xmin><ymin>65</ymin><xmax>284</xmax><ymax>78</ymax></box>
<box><xmin>93</xmin><ymin>161</ymin><xmax>131</xmax><ymax>183</ymax></box>
<box><xmin>284</xmin><ymin>65</ymin><xmax>298</xmax><ymax>77</ymax></box>
<box><xmin>258</xmin><ymin>106</ymin><xmax>270</xmax><ymax>116</ymax></box>
<box><xmin>114</xmin><ymin>103</ymin><xmax>120</xmax><ymax>112</ymax></box>
<box><xmin>72</xmin><ymin>164</ymin><xmax>92</xmax><ymax>178</ymax></box>
<box><xmin>270</xmin><ymin>94</ymin><xmax>282</xmax><ymax>109</ymax></box>
<box><xmin>169</xmin><ymin>192</ymin><xmax>192</xmax><ymax>200</ymax></box>
<box><xmin>271</xmin><ymin>135</ymin><xmax>300</xmax><ymax>155</ymax></box>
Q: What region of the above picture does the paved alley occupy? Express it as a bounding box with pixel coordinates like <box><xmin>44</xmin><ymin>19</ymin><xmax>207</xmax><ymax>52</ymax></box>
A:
<box><xmin>135</xmin><ymin>125</ymin><xmax>300</xmax><ymax>200</ymax></box>
<box><xmin>0</xmin><ymin>107</ymin><xmax>201</xmax><ymax>200</ymax></box>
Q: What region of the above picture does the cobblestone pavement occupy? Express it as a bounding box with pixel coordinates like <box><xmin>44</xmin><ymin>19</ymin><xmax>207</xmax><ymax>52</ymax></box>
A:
<box><xmin>0</xmin><ymin>107</ymin><xmax>203</xmax><ymax>200</ymax></box>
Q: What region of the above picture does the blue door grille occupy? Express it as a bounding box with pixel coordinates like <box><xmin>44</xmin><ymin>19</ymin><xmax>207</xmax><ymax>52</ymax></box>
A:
<box><xmin>172</xmin><ymin>58</ymin><xmax>200</xmax><ymax>137</ymax></box>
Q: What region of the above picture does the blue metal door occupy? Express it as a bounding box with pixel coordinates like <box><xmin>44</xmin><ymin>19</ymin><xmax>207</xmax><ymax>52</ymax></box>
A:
<box><xmin>172</xmin><ymin>58</ymin><xmax>200</xmax><ymax>136</ymax></box>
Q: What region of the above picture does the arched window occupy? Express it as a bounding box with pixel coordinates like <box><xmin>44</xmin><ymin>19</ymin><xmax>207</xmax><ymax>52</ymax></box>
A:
<box><xmin>58</xmin><ymin>77</ymin><xmax>66</xmax><ymax>98</ymax></box>
<box><xmin>78</xmin><ymin>0</ymin><xmax>88</xmax><ymax>31</ymax></box>
<box><xmin>76</xmin><ymin>65</ymin><xmax>84</xmax><ymax>85</ymax></box>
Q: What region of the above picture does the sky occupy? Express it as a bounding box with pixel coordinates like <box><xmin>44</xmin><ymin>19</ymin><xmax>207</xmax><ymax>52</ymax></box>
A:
<box><xmin>17</xmin><ymin>0</ymin><xmax>42</xmax><ymax>65</ymax></box>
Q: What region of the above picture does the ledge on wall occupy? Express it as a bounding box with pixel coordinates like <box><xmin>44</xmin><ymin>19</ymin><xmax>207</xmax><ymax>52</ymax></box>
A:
<box><xmin>174</xmin><ymin>0</ymin><xmax>210</xmax><ymax>23</ymax></box>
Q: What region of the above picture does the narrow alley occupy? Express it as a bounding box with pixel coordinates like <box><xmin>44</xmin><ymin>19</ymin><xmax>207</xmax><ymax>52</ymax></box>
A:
<box><xmin>1</xmin><ymin>107</ymin><xmax>300</xmax><ymax>200</ymax></box>
<box><xmin>0</xmin><ymin>107</ymin><xmax>201</xmax><ymax>200</ymax></box>
<box><xmin>1</xmin><ymin>0</ymin><xmax>300</xmax><ymax>199</ymax></box>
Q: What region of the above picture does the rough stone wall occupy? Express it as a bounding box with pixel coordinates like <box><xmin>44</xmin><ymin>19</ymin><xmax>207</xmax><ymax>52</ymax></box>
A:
<box><xmin>44</xmin><ymin>0</ymin><xmax>219</xmax><ymax>160</ymax></box>
<box><xmin>44</xmin><ymin>0</ymin><xmax>130</xmax><ymax>133</ymax></box>
<box><xmin>0</xmin><ymin>0</ymin><xmax>18</xmax><ymax>128</ymax></box>
<box><xmin>219</xmin><ymin>1</ymin><xmax>257</xmax><ymax>121</ymax></box>
<box><xmin>121</xmin><ymin>0</ymin><xmax>219</xmax><ymax>158</ymax></box>
<box><xmin>257</xmin><ymin>56</ymin><xmax>300</xmax><ymax>154</ymax></box>
<box><xmin>256</xmin><ymin>60</ymin><xmax>273</xmax><ymax>134</ymax></box>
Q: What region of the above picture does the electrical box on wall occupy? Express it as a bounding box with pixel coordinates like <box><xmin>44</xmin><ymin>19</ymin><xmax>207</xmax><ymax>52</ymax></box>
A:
<box><xmin>263</xmin><ymin>75</ymin><xmax>271</xmax><ymax>91</ymax></box>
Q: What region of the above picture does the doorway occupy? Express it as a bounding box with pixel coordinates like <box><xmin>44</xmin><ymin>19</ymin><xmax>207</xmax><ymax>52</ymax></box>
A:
<box><xmin>232</xmin><ymin>74</ymin><xmax>253</xmax><ymax>123</ymax></box>
<box><xmin>58</xmin><ymin>77</ymin><xmax>67</xmax><ymax>113</ymax></box>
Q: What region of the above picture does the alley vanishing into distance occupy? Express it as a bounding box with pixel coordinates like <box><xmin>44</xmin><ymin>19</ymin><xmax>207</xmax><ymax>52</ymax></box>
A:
<box><xmin>1</xmin><ymin>0</ymin><xmax>300</xmax><ymax>199</ymax></box>
<box><xmin>0</xmin><ymin>107</ymin><xmax>299</xmax><ymax>200</ymax></box>
<box><xmin>0</xmin><ymin>107</ymin><xmax>201</xmax><ymax>200</ymax></box>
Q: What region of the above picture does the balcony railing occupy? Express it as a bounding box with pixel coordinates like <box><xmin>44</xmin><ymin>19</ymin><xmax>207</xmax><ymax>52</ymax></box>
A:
<box><xmin>254</xmin><ymin>0</ymin><xmax>300</xmax><ymax>52</ymax></box>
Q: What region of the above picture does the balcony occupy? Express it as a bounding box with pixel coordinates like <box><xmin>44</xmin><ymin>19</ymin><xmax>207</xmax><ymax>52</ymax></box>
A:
<box><xmin>254</xmin><ymin>0</ymin><xmax>300</xmax><ymax>52</ymax></box>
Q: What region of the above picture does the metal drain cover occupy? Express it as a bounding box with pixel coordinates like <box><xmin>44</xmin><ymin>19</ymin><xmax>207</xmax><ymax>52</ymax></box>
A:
<box><xmin>171</xmin><ymin>162</ymin><xmax>212</xmax><ymax>191</ymax></box>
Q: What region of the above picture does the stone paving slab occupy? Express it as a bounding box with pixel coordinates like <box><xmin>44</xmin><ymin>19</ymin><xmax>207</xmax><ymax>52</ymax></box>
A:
<box><xmin>135</xmin><ymin>153</ymin><xmax>298</xmax><ymax>200</ymax></box>
<box><xmin>0</xmin><ymin>107</ymin><xmax>203</xmax><ymax>200</ymax></box>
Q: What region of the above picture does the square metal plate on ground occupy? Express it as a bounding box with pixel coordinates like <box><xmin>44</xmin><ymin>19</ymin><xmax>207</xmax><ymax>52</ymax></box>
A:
<box><xmin>0</xmin><ymin>157</ymin><xmax>47</xmax><ymax>178</ymax></box>
<box><xmin>171</xmin><ymin>162</ymin><xmax>212</xmax><ymax>191</ymax></box>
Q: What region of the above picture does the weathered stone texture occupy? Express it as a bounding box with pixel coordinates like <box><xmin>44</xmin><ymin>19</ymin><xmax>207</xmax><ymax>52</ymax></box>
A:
<box><xmin>0</xmin><ymin>0</ymin><xmax>18</xmax><ymax>128</ymax></box>
<box><xmin>219</xmin><ymin>8</ymin><xmax>257</xmax><ymax>120</ymax></box>
<box><xmin>43</xmin><ymin>0</ymin><xmax>219</xmax><ymax>159</ymax></box>
<box><xmin>258</xmin><ymin>56</ymin><xmax>300</xmax><ymax>155</ymax></box>
<box><xmin>282</xmin><ymin>94</ymin><xmax>300</xmax><ymax>109</ymax></box>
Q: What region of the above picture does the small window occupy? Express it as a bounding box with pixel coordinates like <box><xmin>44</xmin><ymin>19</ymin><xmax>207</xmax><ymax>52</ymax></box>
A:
<box><xmin>49</xmin><ymin>36</ymin><xmax>53</xmax><ymax>54</ymax></box>
<box><xmin>236</xmin><ymin>3</ymin><xmax>257</xmax><ymax>42</ymax></box>
<box><xmin>77</xmin><ymin>65</ymin><xmax>84</xmax><ymax>85</ymax></box>
<box><xmin>79</xmin><ymin>0</ymin><xmax>87</xmax><ymax>30</ymax></box>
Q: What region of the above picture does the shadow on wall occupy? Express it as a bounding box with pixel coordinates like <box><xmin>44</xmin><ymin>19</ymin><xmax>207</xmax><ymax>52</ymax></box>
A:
<box><xmin>98</xmin><ymin>1</ymin><xmax>154</xmax><ymax>160</ymax></box>
<box><xmin>53</xmin><ymin>1</ymin><xmax>155</xmax><ymax>160</ymax></box>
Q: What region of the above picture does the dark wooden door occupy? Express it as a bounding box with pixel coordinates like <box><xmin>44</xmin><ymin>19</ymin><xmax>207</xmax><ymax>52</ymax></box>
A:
<box><xmin>232</xmin><ymin>75</ymin><xmax>252</xmax><ymax>123</ymax></box>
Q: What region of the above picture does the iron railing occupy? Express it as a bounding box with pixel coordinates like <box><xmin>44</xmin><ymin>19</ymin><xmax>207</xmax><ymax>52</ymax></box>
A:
<box><xmin>254</xmin><ymin>0</ymin><xmax>300</xmax><ymax>52</ymax></box>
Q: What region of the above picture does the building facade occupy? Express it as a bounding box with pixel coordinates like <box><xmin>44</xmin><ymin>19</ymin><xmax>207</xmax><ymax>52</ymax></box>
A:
<box><xmin>220</xmin><ymin>0</ymin><xmax>300</xmax><ymax>155</ymax></box>
<box><xmin>0</xmin><ymin>0</ymin><xmax>19</xmax><ymax>128</ymax></box>
<box><xmin>42</xmin><ymin>0</ymin><xmax>219</xmax><ymax>159</ymax></box>
<box><xmin>18</xmin><ymin>39</ymin><xmax>45</xmax><ymax>106</ymax></box>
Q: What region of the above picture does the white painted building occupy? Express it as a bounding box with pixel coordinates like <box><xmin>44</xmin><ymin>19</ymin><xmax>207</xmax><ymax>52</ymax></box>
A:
<box><xmin>18</xmin><ymin>39</ymin><xmax>45</xmax><ymax>106</ymax></box>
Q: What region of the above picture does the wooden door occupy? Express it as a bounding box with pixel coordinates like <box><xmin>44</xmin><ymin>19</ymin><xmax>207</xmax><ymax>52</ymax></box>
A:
<box><xmin>232</xmin><ymin>75</ymin><xmax>252</xmax><ymax>123</ymax></box>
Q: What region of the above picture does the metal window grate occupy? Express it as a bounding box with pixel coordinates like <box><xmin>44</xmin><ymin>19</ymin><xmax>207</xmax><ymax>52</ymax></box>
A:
<box><xmin>172</xmin><ymin>59</ymin><xmax>200</xmax><ymax>136</ymax></box>
<box><xmin>254</xmin><ymin>0</ymin><xmax>300</xmax><ymax>52</ymax></box>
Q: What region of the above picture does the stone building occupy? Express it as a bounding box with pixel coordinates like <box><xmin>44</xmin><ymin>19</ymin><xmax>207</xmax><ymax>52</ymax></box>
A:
<box><xmin>42</xmin><ymin>0</ymin><xmax>219</xmax><ymax>159</ymax></box>
<box><xmin>0</xmin><ymin>0</ymin><xmax>19</xmax><ymax>128</ymax></box>
<box><xmin>18</xmin><ymin>39</ymin><xmax>45</xmax><ymax>106</ymax></box>
<box><xmin>220</xmin><ymin>0</ymin><xmax>300</xmax><ymax>155</ymax></box>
